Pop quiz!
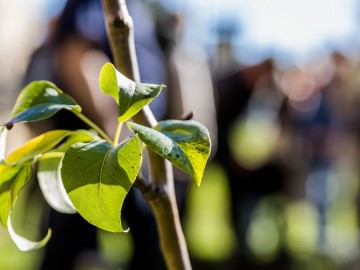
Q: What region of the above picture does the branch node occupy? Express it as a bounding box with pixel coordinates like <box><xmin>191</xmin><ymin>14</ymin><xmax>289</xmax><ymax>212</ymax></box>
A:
<box><xmin>113</xmin><ymin>13</ymin><xmax>131</xmax><ymax>29</ymax></box>
<box><xmin>178</xmin><ymin>111</ymin><xmax>194</xmax><ymax>121</ymax></box>
<box><xmin>134</xmin><ymin>176</ymin><xmax>166</xmax><ymax>202</ymax></box>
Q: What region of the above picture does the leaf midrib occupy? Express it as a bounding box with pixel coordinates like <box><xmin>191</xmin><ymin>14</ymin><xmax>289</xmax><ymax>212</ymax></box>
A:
<box><xmin>98</xmin><ymin>146</ymin><xmax>117</xmax><ymax>228</ymax></box>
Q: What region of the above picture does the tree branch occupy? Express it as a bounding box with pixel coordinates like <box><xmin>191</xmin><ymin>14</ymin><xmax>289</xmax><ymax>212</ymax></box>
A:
<box><xmin>101</xmin><ymin>0</ymin><xmax>156</xmax><ymax>128</ymax></box>
<box><xmin>101</xmin><ymin>0</ymin><xmax>192</xmax><ymax>269</ymax></box>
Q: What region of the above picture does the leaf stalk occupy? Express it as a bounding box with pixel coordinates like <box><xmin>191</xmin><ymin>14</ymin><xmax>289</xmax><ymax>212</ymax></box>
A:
<box><xmin>113</xmin><ymin>122</ymin><xmax>123</xmax><ymax>146</ymax></box>
<box><xmin>73</xmin><ymin>111</ymin><xmax>112</xmax><ymax>143</ymax></box>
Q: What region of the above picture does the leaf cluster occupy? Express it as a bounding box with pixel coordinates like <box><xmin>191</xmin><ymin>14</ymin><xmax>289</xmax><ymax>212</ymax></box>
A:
<box><xmin>0</xmin><ymin>63</ymin><xmax>211</xmax><ymax>251</ymax></box>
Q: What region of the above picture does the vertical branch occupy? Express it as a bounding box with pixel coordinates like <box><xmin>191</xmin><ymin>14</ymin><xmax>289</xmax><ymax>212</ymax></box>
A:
<box><xmin>101</xmin><ymin>0</ymin><xmax>192</xmax><ymax>269</ymax></box>
<box><xmin>101</xmin><ymin>0</ymin><xmax>139</xmax><ymax>81</ymax></box>
<box><xmin>101</xmin><ymin>0</ymin><xmax>156</xmax><ymax>128</ymax></box>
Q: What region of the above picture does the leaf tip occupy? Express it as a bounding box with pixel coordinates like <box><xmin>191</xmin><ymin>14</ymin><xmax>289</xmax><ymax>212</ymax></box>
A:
<box><xmin>8</xmin><ymin>217</ymin><xmax>52</xmax><ymax>251</ymax></box>
<box><xmin>122</xmin><ymin>224</ymin><xmax>130</xmax><ymax>233</ymax></box>
<box><xmin>99</xmin><ymin>63</ymin><xmax>114</xmax><ymax>81</ymax></box>
<box><xmin>194</xmin><ymin>176</ymin><xmax>202</xmax><ymax>188</ymax></box>
<box><xmin>103</xmin><ymin>62</ymin><xmax>115</xmax><ymax>70</ymax></box>
<box><xmin>126</xmin><ymin>121</ymin><xmax>137</xmax><ymax>131</ymax></box>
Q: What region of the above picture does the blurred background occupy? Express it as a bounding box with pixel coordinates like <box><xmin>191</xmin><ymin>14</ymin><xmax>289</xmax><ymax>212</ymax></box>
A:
<box><xmin>2</xmin><ymin>0</ymin><xmax>360</xmax><ymax>269</ymax></box>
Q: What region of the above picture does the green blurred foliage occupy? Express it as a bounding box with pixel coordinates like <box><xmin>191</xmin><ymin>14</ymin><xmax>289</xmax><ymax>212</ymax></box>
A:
<box><xmin>184</xmin><ymin>162</ymin><xmax>237</xmax><ymax>261</ymax></box>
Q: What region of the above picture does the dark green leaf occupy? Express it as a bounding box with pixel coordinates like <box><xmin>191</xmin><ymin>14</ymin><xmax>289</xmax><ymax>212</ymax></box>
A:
<box><xmin>99</xmin><ymin>63</ymin><xmax>164</xmax><ymax>122</ymax></box>
<box><xmin>128</xmin><ymin>120</ymin><xmax>211</xmax><ymax>187</ymax></box>
<box><xmin>4</xmin><ymin>81</ymin><xmax>81</xmax><ymax>127</ymax></box>
<box><xmin>61</xmin><ymin>135</ymin><xmax>141</xmax><ymax>232</ymax></box>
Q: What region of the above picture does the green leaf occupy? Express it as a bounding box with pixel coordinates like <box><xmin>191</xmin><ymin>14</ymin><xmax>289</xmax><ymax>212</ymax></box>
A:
<box><xmin>8</xmin><ymin>216</ymin><xmax>51</xmax><ymax>251</ymax></box>
<box><xmin>0</xmin><ymin>129</ymin><xmax>94</xmax><ymax>221</ymax></box>
<box><xmin>128</xmin><ymin>120</ymin><xmax>211</xmax><ymax>187</ymax></box>
<box><xmin>56</xmin><ymin>130</ymin><xmax>98</xmax><ymax>152</ymax></box>
<box><xmin>4</xmin><ymin>81</ymin><xmax>81</xmax><ymax>127</ymax></box>
<box><xmin>0</xmin><ymin>163</ymin><xmax>32</xmax><ymax>227</ymax></box>
<box><xmin>61</xmin><ymin>135</ymin><xmax>141</xmax><ymax>232</ymax></box>
<box><xmin>99</xmin><ymin>63</ymin><xmax>164</xmax><ymax>122</ymax></box>
<box><xmin>38</xmin><ymin>154</ymin><xmax>77</xmax><ymax>214</ymax></box>
<box><xmin>37</xmin><ymin>130</ymin><xmax>96</xmax><ymax>214</ymax></box>
<box><xmin>5</xmin><ymin>130</ymin><xmax>72</xmax><ymax>165</ymax></box>
<box><xmin>0</xmin><ymin>163</ymin><xmax>51</xmax><ymax>250</ymax></box>
<box><xmin>99</xmin><ymin>63</ymin><xmax>119</xmax><ymax>103</ymax></box>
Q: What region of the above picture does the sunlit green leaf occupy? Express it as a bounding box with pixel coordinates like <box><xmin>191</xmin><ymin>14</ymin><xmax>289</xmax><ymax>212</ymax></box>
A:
<box><xmin>37</xmin><ymin>130</ymin><xmax>96</xmax><ymax>214</ymax></box>
<box><xmin>56</xmin><ymin>130</ymin><xmax>98</xmax><ymax>152</ymax></box>
<box><xmin>99</xmin><ymin>63</ymin><xmax>119</xmax><ymax>103</ymax></box>
<box><xmin>5</xmin><ymin>130</ymin><xmax>72</xmax><ymax>165</ymax></box>
<box><xmin>38</xmin><ymin>154</ymin><xmax>77</xmax><ymax>214</ymax></box>
<box><xmin>0</xmin><ymin>163</ymin><xmax>32</xmax><ymax>227</ymax></box>
<box><xmin>4</xmin><ymin>81</ymin><xmax>81</xmax><ymax>127</ymax></box>
<box><xmin>7</xmin><ymin>216</ymin><xmax>51</xmax><ymax>251</ymax></box>
<box><xmin>99</xmin><ymin>63</ymin><xmax>164</xmax><ymax>122</ymax></box>
<box><xmin>128</xmin><ymin>120</ymin><xmax>211</xmax><ymax>187</ymax></box>
<box><xmin>61</xmin><ymin>135</ymin><xmax>141</xmax><ymax>232</ymax></box>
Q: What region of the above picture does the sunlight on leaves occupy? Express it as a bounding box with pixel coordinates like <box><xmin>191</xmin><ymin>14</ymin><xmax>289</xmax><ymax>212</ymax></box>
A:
<box><xmin>0</xmin><ymin>129</ymin><xmax>94</xmax><ymax>227</ymax></box>
<box><xmin>0</xmin><ymin>163</ymin><xmax>32</xmax><ymax>227</ymax></box>
<box><xmin>4</xmin><ymin>81</ymin><xmax>81</xmax><ymax>127</ymax></box>
<box><xmin>128</xmin><ymin>120</ymin><xmax>211</xmax><ymax>187</ymax></box>
<box><xmin>4</xmin><ymin>130</ymin><xmax>72</xmax><ymax>165</ymax></box>
<box><xmin>37</xmin><ymin>130</ymin><xmax>96</xmax><ymax>214</ymax></box>
<box><xmin>56</xmin><ymin>130</ymin><xmax>97</xmax><ymax>152</ymax></box>
<box><xmin>99</xmin><ymin>63</ymin><xmax>164</xmax><ymax>122</ymax></box>
<box><xmin>61</xmin><ymin>135</ymin><xmax>141</xmax><ymax>232</ymax></box>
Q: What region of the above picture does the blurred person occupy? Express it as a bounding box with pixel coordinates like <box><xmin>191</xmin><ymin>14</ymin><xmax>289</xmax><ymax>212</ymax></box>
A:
<box><xmin>214</xmin><ymin>58</ymin><xmax>290</xmax><ymax>269</ymax></box>
<box><xmin>306</xmin><ymin>53</ymin><xmax>360</xmax><ymax>256</ymax></box>
<box><xmin>272</xmin><ymin>54</ymin><xmax>360</xmax><ymax>266</ymax></box>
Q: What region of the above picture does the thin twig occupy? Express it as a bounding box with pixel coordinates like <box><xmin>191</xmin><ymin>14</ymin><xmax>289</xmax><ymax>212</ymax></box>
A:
<box><xmin>73</xmin><ymin>111</ymin><xmax>112</xmax><ymax>143</ymax></box>
<box><xmin>113</xmin><ymin>122</ymin><xmax>122</xmax><ymax>146</ymax></box>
